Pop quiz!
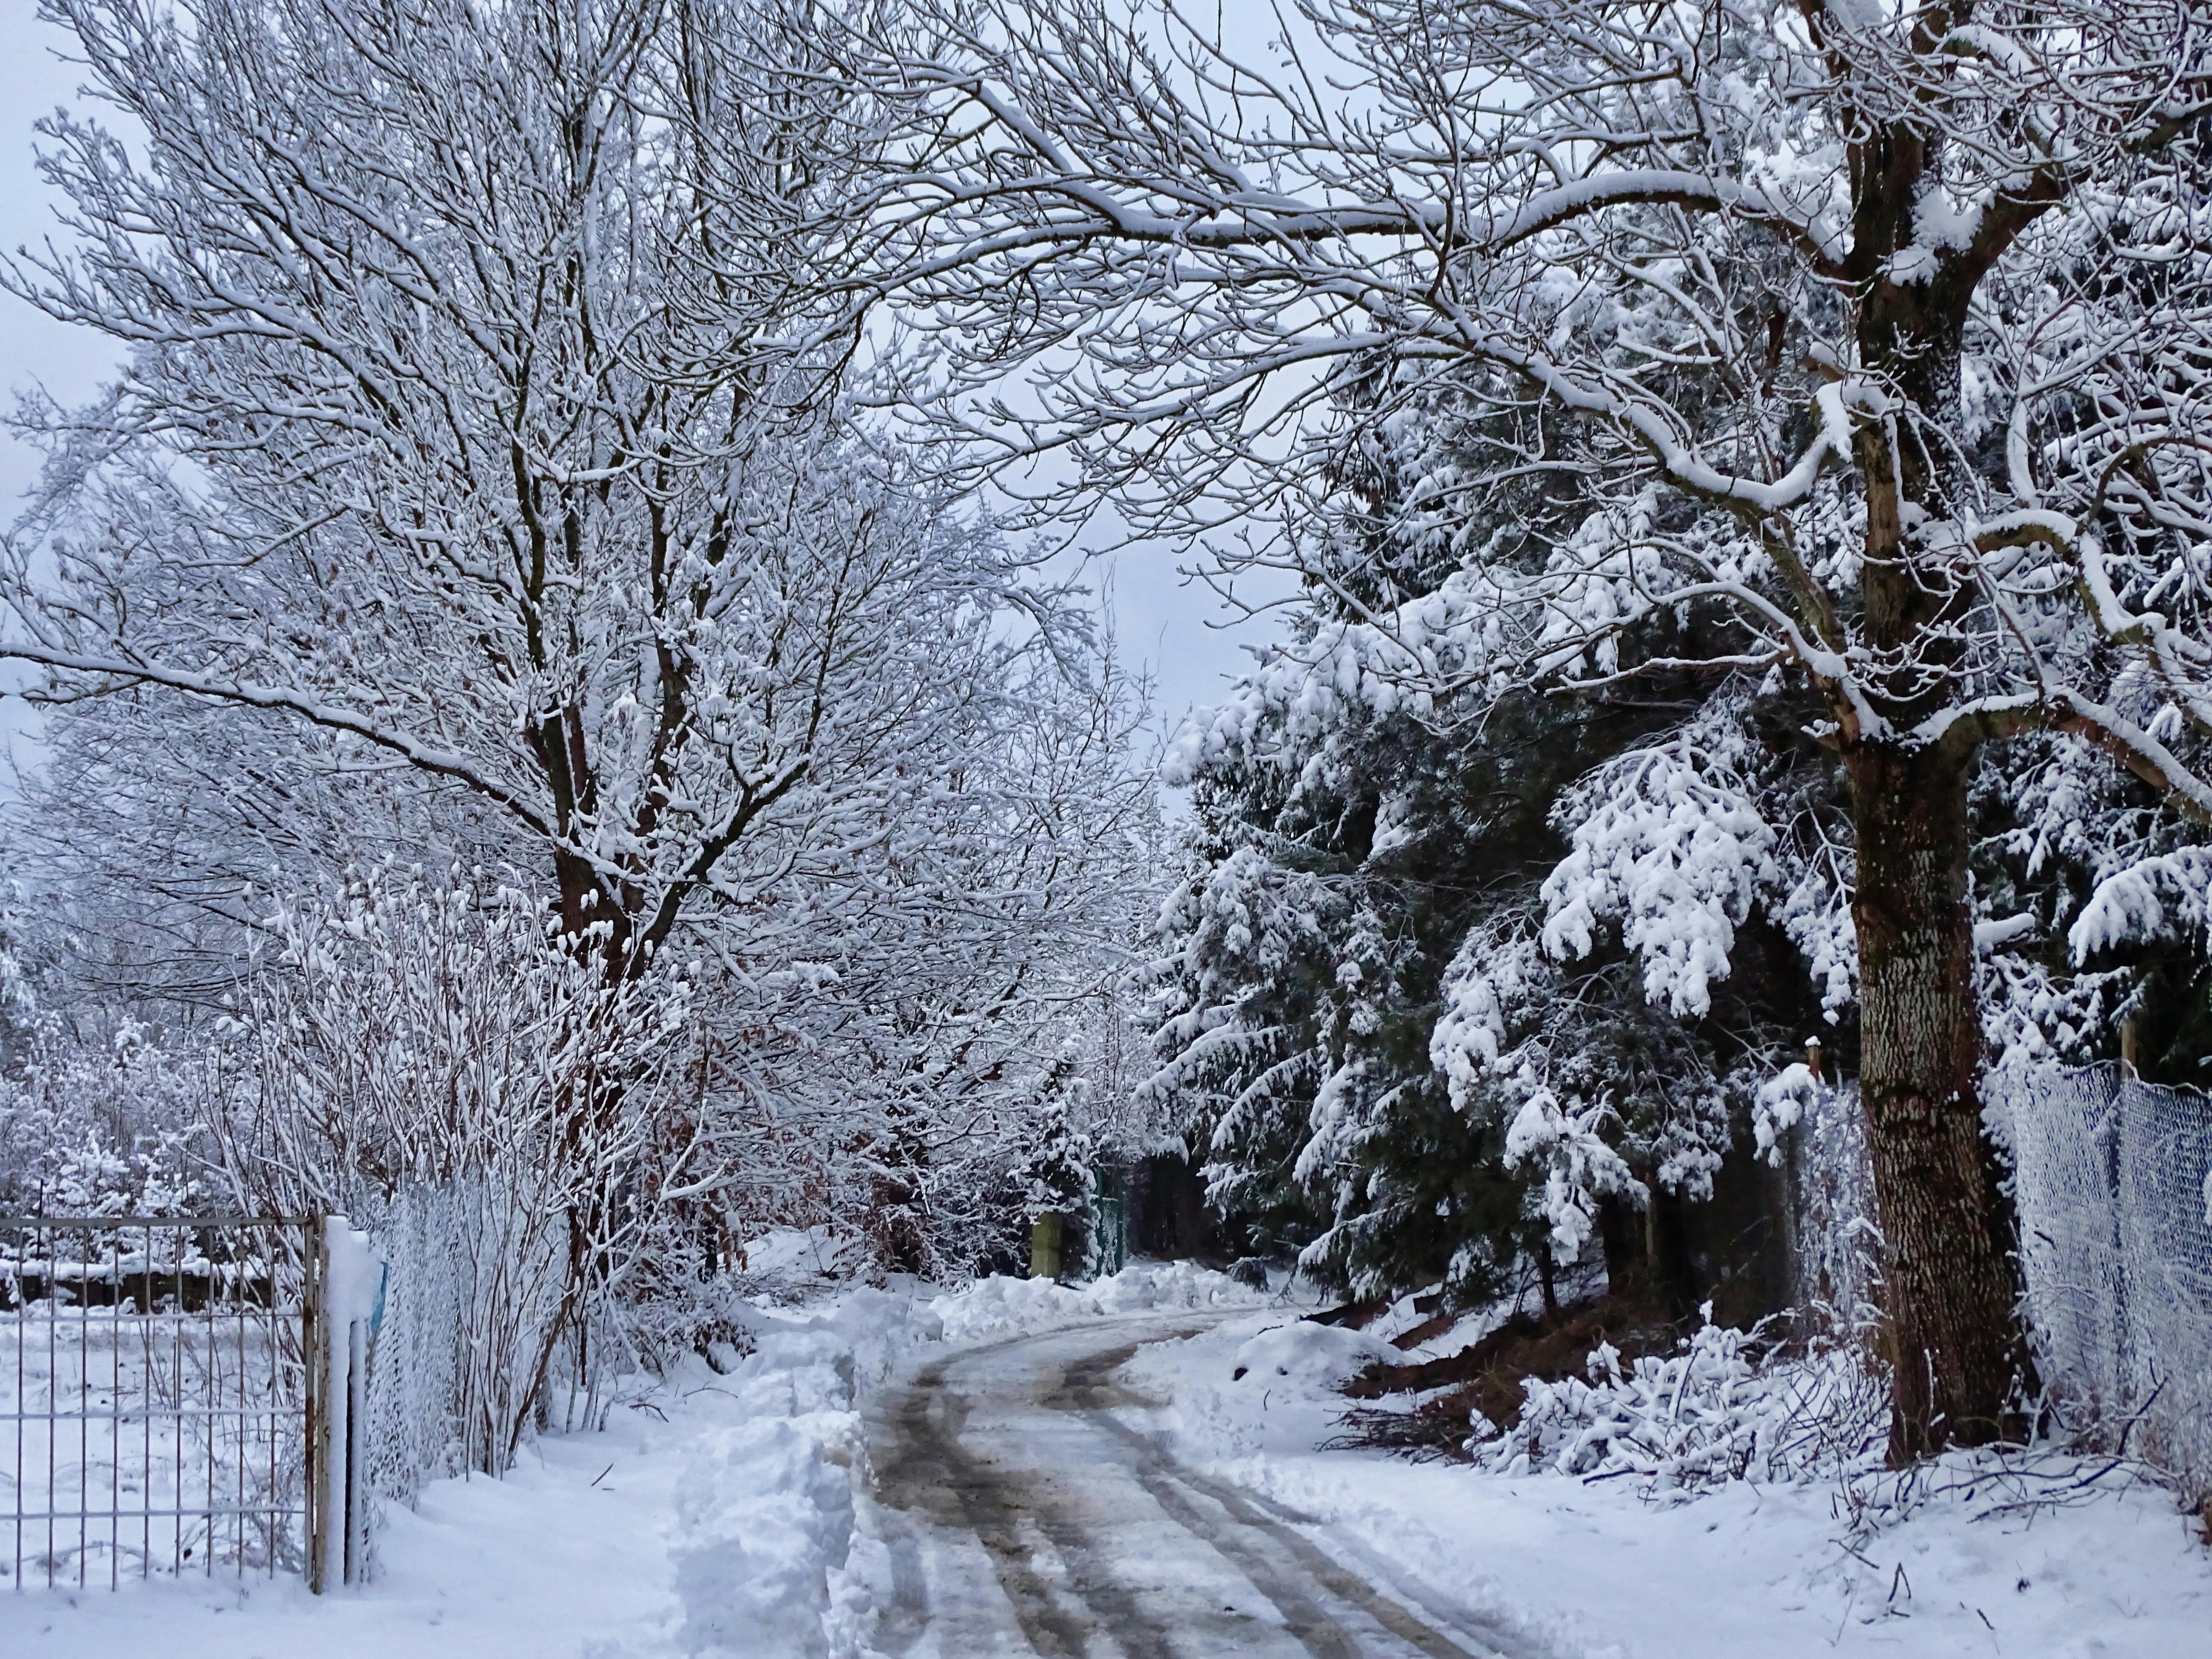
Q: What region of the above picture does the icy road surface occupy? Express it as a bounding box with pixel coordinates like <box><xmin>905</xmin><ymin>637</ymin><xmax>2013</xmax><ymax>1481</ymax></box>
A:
<box><xmin>867</xmin><ymin>1316</ymin><xmax>1542</xmax><ymax>1659</ymax></box>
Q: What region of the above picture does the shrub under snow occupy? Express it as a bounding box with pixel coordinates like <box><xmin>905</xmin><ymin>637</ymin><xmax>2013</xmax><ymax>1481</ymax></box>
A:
<box><xmin>1228</xmin><ymin>1321</ymin><xmax>1397</xmax><ymax>1397</ymax></box>
<box><xmin>1479</xmin><ymin>1310</ymin><xmax>1886</xmax><ymax>1496</ymax></box>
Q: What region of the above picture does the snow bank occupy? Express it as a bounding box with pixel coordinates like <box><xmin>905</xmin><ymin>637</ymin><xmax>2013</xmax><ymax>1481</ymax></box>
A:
<box><xmin>1227</xmin><ymin>1320</ymin><xmax>1396</xmax><ymax>1395</ymax></box>
<box><xmin>670</xmin><ymin>1410</ymin><xmax>864</xmax><ymax>1659</ymax></box>
<box><xmin>931</xmin><ymin>1259</ymin><xmax>1266</xmax><ymax>1343</ymax></box>
<box><xmin>1121</xmin><ymin>1304</ymin><xmax>2212</xmax><ymax>1659</ymax></box>
<box><xmin>662</xmin><ymin>1294</ymin><xmax>942</xmax><ymax>1659</ymax></box>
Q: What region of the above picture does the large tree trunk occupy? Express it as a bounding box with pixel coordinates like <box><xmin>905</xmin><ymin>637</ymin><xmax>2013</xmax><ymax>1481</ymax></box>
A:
<box><xmin>1846</xmin><ymin>740</ymin><xmax>2029</xmax><ymax>1461</ymax></box>
<box><xmin>1838</xmin><ymin>117</ymin><xmax>2036</xmax><ymax>1457</ymax></box>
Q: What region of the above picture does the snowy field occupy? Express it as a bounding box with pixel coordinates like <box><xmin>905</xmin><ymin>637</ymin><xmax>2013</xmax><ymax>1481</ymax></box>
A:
<box><xmin>1</xmin><ymin>1260</ymin><xmax>2206</xmax><ymax>1658</ymax></box>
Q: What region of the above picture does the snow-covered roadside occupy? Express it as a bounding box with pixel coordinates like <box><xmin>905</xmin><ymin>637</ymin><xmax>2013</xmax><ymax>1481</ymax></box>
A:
<box><xmin>1121</xmin><ymin>1307</ymin><xmax>2212</xmax><ymax>1659</ymax></box>
<box><xmin>0</xmin><ymin>1258</ymin><xmax>1266</xmax><ymax>1659</ymax></box>
<box><xmin>24</xmin><ymin>1259</ymin><xmax>2196</xmax><ymax>1659</ymax></box>
<box><xmin>5</xmin><ymin>1368</ymin><xmax>684</xmax><ymax>1659</ymax></box>
<box><xmin>2</xmin><ymin>1289</ymin><xmax>923</xmax><ymax>1659</ymax></box>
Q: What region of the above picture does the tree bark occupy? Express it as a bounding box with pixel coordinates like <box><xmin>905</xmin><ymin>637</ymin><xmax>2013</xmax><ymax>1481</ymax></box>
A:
<box><xmin>1846</xmin><ymin>740</ymin><xmax>2029</xmax><ymax>1461</ymax></box>
<box><xmin>1833</xmin><ymin>105</ymin><xmax>2037</xmax><ymax>1458</ymax></box>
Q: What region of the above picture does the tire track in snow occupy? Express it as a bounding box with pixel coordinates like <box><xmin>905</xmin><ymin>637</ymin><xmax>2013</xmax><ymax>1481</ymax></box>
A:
<box><xmin>1051</xmin><ymin>1341</ymin><xmax>1527</xmax><ymax>1659</ymax></box>
<box><xmin>873</xmin><ymin>1333</ymin><xmax>1184</xmax><ymax>1657</ymax></box>
<box><xmin>869</xmin><ymin>1317</ymin><xmax>1545</xmax><ymax>1659</ymax></box>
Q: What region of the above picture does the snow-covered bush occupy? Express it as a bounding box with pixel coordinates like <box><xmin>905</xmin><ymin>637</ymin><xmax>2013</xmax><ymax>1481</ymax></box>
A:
<box><xmin>1480</xmin><ymin>1311</ymin><xmax>1887</xmax><ymax>1497</ymax></box>
<box><xmin>0</xmin><ymin>1016</ymin><xmax>230</xmax><ymax>1217</ymax></box>
<box><xmin>1227</xmin><ymin>1321</ymin><xmax>1397</xmax><ymax>1397</ymax></box>
<box><xmin>219</xmin><ymin>870</ymin><xmax>690</xmax><ymax>1486</ymax></box>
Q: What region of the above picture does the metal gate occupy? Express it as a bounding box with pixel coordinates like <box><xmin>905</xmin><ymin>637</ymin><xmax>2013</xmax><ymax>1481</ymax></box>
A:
<box><xmin>0</xmin><ymin>1214</ymin><xmax>337</xmax><ymax>1590</ymax></box>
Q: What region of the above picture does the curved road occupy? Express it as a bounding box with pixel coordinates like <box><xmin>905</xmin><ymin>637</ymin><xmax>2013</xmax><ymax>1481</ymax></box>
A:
<box><xmin>866</xmin><ymin>1316</ymin><xmax>1545</xmax><ymax>1659</ymax></box>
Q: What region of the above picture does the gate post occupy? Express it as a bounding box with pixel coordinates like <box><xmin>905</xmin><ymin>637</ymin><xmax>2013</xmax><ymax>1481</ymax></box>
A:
<box><xmin>307</xmin><ymin>1214</ymin><xmax>379</xmax><ymax>1592</ymax></box>
<box><xmin>1029</xmin><ymin>1211</ymin><xmax>1065</xmax><ymax>1281</ymax></box>
<box><xmin>306</xmin><ymin>1218</ymin><xmax>332</xmax><ymax>1593</ymax></box>
<box><xmin>346</xmin><ymin>1314</ymin><xmax>369</xmax><ymax>1584</ymax></box>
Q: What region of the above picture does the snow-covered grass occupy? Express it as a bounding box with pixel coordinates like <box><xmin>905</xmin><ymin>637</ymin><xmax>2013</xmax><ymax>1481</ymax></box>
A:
<box><xmin>1124</xmin><ymin>1304</ymin><xmax>2212</xmax><ymax>1658</ymax></box>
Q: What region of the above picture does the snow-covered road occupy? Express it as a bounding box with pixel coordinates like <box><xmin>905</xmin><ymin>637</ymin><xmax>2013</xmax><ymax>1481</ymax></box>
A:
<box><xmin>865</xmin><ymin>1316</ymin><xmax>1540</xmax><ymax>1659</ymax></box>
<box><xmin>10</xmin><ymin>1263</ymin><xmax>2210</xmax><ymax>1659</ymax></box>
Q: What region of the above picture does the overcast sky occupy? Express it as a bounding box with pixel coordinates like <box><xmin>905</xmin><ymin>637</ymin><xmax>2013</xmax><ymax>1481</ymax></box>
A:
<box><xmin>0</xmin><ymin>15</ymin><xmax>1286</xmax><ymax>784</ymax></box>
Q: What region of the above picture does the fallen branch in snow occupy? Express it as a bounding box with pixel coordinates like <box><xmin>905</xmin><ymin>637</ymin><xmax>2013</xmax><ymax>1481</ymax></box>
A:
<box><xmin>1476</xmin><ymin>1308</ymin><xmax>1889</xmax><ymax>1499</ymax></box>
<box><xmin>1831</xmin><ymin>1441</ymin><xmax>2174</xmax><ymax>1545</ymax></box>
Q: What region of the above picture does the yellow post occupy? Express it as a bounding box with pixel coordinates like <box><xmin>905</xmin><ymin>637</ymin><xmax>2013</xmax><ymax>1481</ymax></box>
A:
<box><xmin>1029</xmin><ymin>1212</ymin><xmax>1064</xmax><ymax>1281</ymax></box>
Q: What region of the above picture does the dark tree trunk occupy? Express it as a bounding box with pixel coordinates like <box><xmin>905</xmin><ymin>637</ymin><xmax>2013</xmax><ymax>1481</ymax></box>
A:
<box><xmin>1832</xmin><ymin>117</ymin><xmax>2037</xmax><ymax>1458</ymax></box>
<box><xmin>552</xmin><ymin>844</ymin><xmax>631</xmax><ymax>984</ymax></box>
<box><xmin>1534</xmin><ymin>1238</ymin><xmax>1561</xmax><ymax>1323</ymax></box>
<box><xmin>1846</xmin><ymin>741</ymin><xmax>2029</xmax><ymax>1461</ymax></box>
<box><xmin>1647</xmin><ymin>1187</ymin><xmax>1700</xmax><ymax>1321</ymax></box>
<box><xmin>1596</xmin><ymin>1191</ymin><xmax>1641</xmax><ymax>1297</ymax></box>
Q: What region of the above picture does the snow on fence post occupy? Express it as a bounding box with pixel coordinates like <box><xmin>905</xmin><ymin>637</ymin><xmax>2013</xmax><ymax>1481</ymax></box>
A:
<box><xmin>308</xmin><ymin>1215</ymin><xmax>384</xmax><ymax>1592</ymax></box>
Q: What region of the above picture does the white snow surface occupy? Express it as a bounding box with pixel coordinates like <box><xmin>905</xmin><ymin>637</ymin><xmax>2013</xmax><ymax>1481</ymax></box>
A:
<box><xmin>928</xmin><ymin>1257</ymin><xmax>1271</xmax><ymax>1344</ymax></box>
<box><xmin>1124</xmin><ymin>1310</ymin><xmax>2212</xmax><ymax>1659</ymax></box>
<box><xmin>2</xmin><ymin>1279</ymin><xmax>944</xmax><ymax>1659</ymax></box>
<box><xmin>1225</xmin><ymin>1319</ymin><xmax>1396</xmax><ymax>1395</ymax></box>
<box><xmin>7</xmin><ymin>1262</ymin><xmax>2209</xmax><ymax>1659</ymax></box>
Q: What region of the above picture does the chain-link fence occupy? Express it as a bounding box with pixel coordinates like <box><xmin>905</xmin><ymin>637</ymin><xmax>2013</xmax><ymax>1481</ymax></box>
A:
<box><xmin>350</xmin><ymin>1179</ymin><xmax>605</xmax><ymax>1522</ymax></box>
<box><xmin>1779</xmin><ymin>1079</ymin><xmax>1881</xmax><ymax>1337</ymax></box>
<box><xmin>1998</xmin><ymin>1062</ymin><xmax>2212</xmax><ymax>1502</ymax></box>
<box><xmin>1779</xmin><ymin>1065</ymin><xmax>2212</xmax><ymax>1502</ymax></box>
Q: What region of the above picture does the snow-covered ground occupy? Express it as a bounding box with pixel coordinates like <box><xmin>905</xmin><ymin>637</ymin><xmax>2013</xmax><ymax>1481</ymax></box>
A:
<box><xmin>1</xmin><ymin>1281</ymin><xmax>946</xmax><ymax>1659</ymax></box>
<box><xmin>1126</xmin><ymin>1304</ymin><xmax>2212</xmax><ymax>1659</ymax></box>
<box><xmin>4</xmin><ymin>1261</ymin><xmax>2208</xmax><ymax>1658</ymax></box>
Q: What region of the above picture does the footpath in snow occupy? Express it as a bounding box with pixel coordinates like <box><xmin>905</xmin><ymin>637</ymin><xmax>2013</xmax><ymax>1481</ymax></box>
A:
<box><xmin>6</xmin><ymin>1257</ymin><xmax>2209</xmax><ymax>1659</ymax></box>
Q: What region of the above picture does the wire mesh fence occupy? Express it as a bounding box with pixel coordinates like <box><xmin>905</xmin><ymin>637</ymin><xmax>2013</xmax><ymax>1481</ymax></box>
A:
<box><xmin>2000</xmin><ymin>1062</ymin><xmax>2212</xmax><ymax>1502</ymax></box>
<box><xmin>1778</xmin><ymin>1078</ymin><xmax>1881</xmax><ymax>1337</ymax></box>
<box><xmin>349</xmin><ymin>1178</ymin><xmax>585</xmax><ymax>1505</ymax></box>
<box><xmin>0</xmin><ymin>1215</ymin><xmax>317</xmax><ymax>1589</ymax></box>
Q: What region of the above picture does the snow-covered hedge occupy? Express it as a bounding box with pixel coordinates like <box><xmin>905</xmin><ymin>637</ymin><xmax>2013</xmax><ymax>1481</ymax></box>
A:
<box><xmin>0</xmin><ymin>1018</ymin><xmax>224</xmax><ymax>1216</ymax></box>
